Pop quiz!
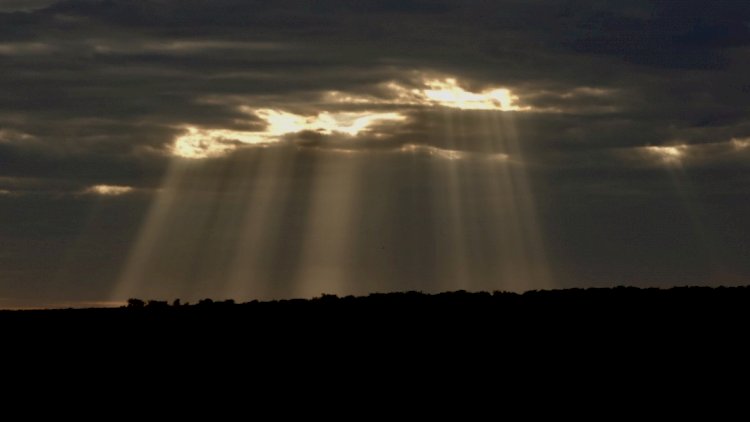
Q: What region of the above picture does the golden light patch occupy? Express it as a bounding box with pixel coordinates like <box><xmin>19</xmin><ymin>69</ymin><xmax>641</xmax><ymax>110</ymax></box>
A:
<box><xmin>172</xmin><ymin>109</ymin><xmax>406</xmax><ymax>159</ymax></box>
<box><xmin>399</xmin><ymin>144</ymin><xmax>510</xmax><ymax>161</ymax></box>
<box><xmin>421</xmin><ymin>78</ymin><xmax>524</xmax><ymax>111</ymax></box>
<box><xmin>326</xmin><ymin>75</ymin><xmax>528</xmax><ymax>111</ymax></box>
<box><xmin>643</xmin><ymin>145</ymin><xmax>687</xmax><ymax>164</ymax></box>
<box><xmin>172</xmin><ymin>127</ymin><xmax>269</xmax><ymax>159</ymax></box>
<box><xmin>400</xmin><ymin>144</ymin><xmax>466</xmax><ymax>160</ymax></box>
<box><xmin>84</xmin><ymin>184</ymin><xmax>134</xmax><ymax>196</ymax></box>
<box><xmin>172</xmin><ymin>73</ymin><xmax>525</xmax><ymax>159</ymax></box>
<box><xmin>731</xmin><ymin>137</ymin><xmax>749</xmax><ymax>150</ymax></box>
<box><xmin>256</xmin><ymin>109</ymin><xmax>406</xmax><ymax>137</ymax></box>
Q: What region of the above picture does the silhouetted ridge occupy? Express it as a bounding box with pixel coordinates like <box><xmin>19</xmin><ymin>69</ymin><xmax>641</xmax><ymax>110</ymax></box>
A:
<box><xmin>4</xmin><ymin>287</ymin><xmax>749</xmax><ymax>368</ymax></box>
<box><xmin>4</xmin><ymin>286</ymin><xmax>750</xmax><ymax>318</ymax></box>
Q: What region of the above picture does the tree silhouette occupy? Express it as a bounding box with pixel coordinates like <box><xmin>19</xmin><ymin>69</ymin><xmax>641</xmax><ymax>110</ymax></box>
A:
<box><xmin>127</xmin><ymin>298</ymin><xmax>144</xmax><ymax>308</ymax></box>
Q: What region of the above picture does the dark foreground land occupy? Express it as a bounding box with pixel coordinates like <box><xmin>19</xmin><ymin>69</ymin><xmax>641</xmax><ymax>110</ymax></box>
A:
<box><xmin>4</xmin><ymin>287</ymin><xmax>750</xmax><ymax>379</ymax></box>
<box><xmin>4</xmin><ymin>287</ymin><xmax>750</xmax><ymax>336</ymax></box>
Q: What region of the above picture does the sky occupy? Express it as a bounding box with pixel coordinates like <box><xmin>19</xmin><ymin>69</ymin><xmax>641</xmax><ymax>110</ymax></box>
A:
<box><xmin>2</xmin><ymin>0</ymin><xmax>750</xmax><ymax>308</ymax></box>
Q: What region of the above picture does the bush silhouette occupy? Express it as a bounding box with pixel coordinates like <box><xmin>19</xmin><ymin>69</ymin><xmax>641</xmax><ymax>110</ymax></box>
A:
<box><xmin>127</xmin><ymin>298</ymin><xmax>144</xmax><ymax>308</ymax></box>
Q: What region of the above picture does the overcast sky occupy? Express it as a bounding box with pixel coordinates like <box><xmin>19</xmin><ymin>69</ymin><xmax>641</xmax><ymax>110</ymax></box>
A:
<box><xmin>2</xmin><ymin>0</ymin><xmax>750</xmax><ymax>308</ymax></box>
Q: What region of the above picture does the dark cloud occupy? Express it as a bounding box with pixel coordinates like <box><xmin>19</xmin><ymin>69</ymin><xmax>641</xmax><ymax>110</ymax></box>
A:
<box><xmin>0</xmin><ymin>0</ymin><xmax>58</xmax><ymax>12</ymax></box>
<box><xmin>2</xmin><ymin>0</ymin><xmax>750</xmax><ymax>306</ymax></box>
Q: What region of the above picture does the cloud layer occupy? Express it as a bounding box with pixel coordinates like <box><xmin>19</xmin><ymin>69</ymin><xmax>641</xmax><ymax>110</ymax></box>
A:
<box><xmin>2</xmin><ymin>1</ymin><xmax>750</xmax><ymax>306</ymax></box>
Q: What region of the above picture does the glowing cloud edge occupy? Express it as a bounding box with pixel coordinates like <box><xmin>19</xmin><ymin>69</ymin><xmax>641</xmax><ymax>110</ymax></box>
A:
<box><xmin>170</xmin><ymin>75</ymin><xmax>531</xmax><ymax>159</ymax></box>
<box><xmin>83</xmin><ymin>184</ymin><xmax>134</xmax><ymax>196</ymax></box>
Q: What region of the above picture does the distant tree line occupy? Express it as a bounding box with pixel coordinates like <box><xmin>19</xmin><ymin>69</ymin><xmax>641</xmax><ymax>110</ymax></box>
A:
<box><xmin>127</xmin><ymin>298</ymin><xmax>235</xmax><ymax>309</ymax></box>
<box><xmin>122</xmin><ymin>286</ymin><xmax>750</xmax><ymax>310</ymax></box>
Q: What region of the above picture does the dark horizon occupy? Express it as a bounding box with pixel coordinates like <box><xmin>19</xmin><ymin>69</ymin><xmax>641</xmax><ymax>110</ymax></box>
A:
<box><xmin>4</xmin><ymin>285</ymin><xmax>750</xmax><ymax>311</ymax></box>
<box><xmin>2</xmin><ymin>1</ymin><xmax>750</xmax><ymax>309</ymax></box>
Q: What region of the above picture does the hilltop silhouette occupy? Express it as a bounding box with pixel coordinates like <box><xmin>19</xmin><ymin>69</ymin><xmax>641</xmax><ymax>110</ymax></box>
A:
<box><xmin>4</xmin><ymin>287</ymin><xmax>748</xmax><ymax>373</ymax></box>
<box><xmin>4</xmin><ymin>287</ymin><xmax>750</xmax><ymax>333</ymax></box>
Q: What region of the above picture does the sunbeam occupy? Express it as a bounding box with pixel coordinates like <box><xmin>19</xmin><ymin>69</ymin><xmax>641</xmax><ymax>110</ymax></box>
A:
<box><xmin>436</xmin><ymin>107</ymin><xmax>471</xmax><ymax>290</ymax></box>
<box><xmin>6</xmin><ymin>0</ymin><xmax>750</xmax><ymax>310</ymax></box>
<box><xmin>293</xmin><ymin>150</ymin><xmax>361</xmax><ymax>297</ymax></box>
<box><xmin>649</xmin><ymin>147</ymin><xmax>722</xmax><ymax>280</ymax></box>
<box><xmin>494</xmin><ymin>112</ymin><xmax>551</xmax><ymax>289</ymax></box>
<box><xmin>112</xmin><ymin>74</ymin><xmax>552</xmax><ymax>302</ymax></box>
<box><xmin>115</xmin><ymin>159</ymin><xmax>186</xmax><ymax>300</ymax></box>
<box><xmin>223</xmin><ymin>146</ymin><xmax>299</xmax><ymax>300</ymax></box>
